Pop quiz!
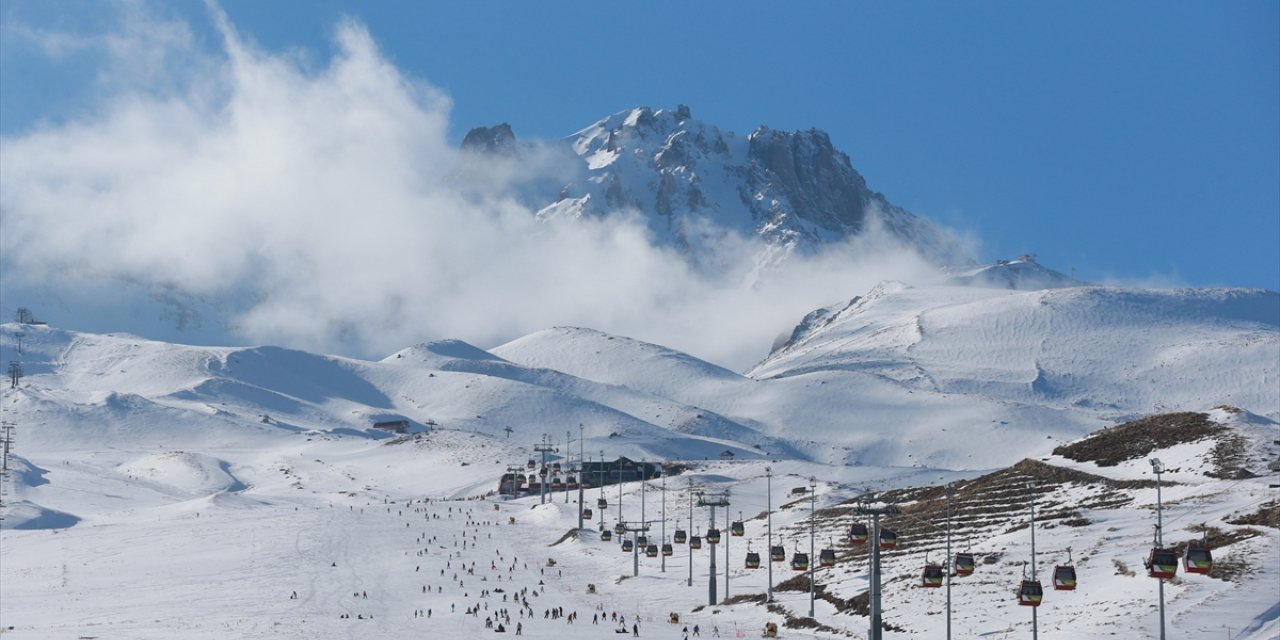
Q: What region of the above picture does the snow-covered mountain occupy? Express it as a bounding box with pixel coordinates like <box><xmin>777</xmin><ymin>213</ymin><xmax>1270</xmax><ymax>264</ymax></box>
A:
<box><xmin>941</xmin><ymin>254</ymin><xmax>1084</xmax><ymax>290</ymax></box>
<box><xmin>2</xmin><ymin>277</ymin><xmax>1278</xmax><ymax>639</ymax></box>
<box><xmin>752</xmin><ymin>283</ymin><xmax>1279</xmax><ymax>421</ymax></box>
<box><xmin>3</xmin><ymin>278</ymin><xmax>1274</xmax><ymax>471</ymax></box>
<box><xmin>462</xmin><ymin>106</ymin><xmax>971</xmax><ymax>267</ymax></box>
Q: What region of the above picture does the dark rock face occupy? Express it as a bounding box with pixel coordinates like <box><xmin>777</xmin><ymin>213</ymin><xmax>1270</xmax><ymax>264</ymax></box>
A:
<box><xmin>746</xmin><ymin>127</ymin><xmax>872</xmax><ymax>236</ymax></box>
<box><xmin>461</xmin><ymin>123</ymin><xmax>518</xmax><ymax>156</ymax></box>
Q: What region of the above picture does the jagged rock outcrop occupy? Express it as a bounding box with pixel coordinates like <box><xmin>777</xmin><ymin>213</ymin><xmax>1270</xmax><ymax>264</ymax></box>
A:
<box><xmin>460</xmin><ymin>123</ymin><xmax>518</xmax><ymax>157</ymax></box>
<box><xmin>464</xmin><ymin>106</ymin><xmax>971</xmax><ymax>268</ymax></box>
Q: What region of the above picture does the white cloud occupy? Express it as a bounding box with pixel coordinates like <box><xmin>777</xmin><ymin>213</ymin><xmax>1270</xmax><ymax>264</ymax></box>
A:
<box><xmin>0</xmin><ymin>3</ymin><xmax>946</xmax><ymax>370</ymax></box>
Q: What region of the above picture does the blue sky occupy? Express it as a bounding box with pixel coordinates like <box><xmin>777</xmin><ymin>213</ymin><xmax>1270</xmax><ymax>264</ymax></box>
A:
<box><xmin>4</xmin><ymin>0</ymin><xmax>1276</xmax><ymax>291</ymax></box>
<box><xmin>0</xmin><ymin>1</ymin><xmax>1276</xmax><ymax>368</ymax></box>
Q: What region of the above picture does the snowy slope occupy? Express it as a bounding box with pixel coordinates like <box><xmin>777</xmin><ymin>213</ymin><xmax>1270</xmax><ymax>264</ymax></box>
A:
<box><xmin>753</xmin><ymin>283</ymin><xmax>1280</xmax><ymax>423</ymax></box>
<box><xmin>0</xmin><ymin>324</ymin><xmax>790</xmax><ymax>466</ymax></box>
<box><xmin>2</xmin><ymin>301</ymin><xmax>1277</xmax><ymax>639</ymax></box>
<box><xmin>487</xmin><ymin>284</ymin><xmax>1278</xmax><ymax>469</ymax></box>
<box><xmin>3</xmin><ymin>275</ymin><xmax>1275</xmax><ymax>475</ymax></box>
<box><xmin>2</xmin><ymin>400</ymin><xmax>1275</xmax><ymax>639</ymax></box>
<box><xmin>941</xmin><ymin>254</ymin><xmax>1084</xmax><ymax>290</ymax></box>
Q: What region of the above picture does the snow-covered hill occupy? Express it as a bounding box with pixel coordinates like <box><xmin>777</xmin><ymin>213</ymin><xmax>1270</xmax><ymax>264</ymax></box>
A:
<box><xmin>3</xmin><ymin>276</ymin><xmax>1274</xmax><ymax>473</ymax></box>
<box><xmin>941</xmin><ymin>254</ymin><xmax>1084</xmax><ymax>290</ymax></box>
<box><xmin>1</xmin><ymin>276</ymin><xmax>1276</xmax><ymax>640</ymax></box>
<box><xmin>2</xmin><ymin>392</ymin><xmax>1276</xmax><ymax>639</ymax></box>
<box><xmin>753</xmin><ymin>283</ymin><xmax>1279</xmax><ymax>423</ymax></box>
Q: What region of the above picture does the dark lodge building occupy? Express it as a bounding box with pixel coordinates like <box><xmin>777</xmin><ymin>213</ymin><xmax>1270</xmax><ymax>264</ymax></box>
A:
<box><xmin>579</xmin><ymin>457</ymin><xmax>661</xmax><ymax>487</ymax></box>
<box><xmin>497</xmin><ymin>457</ymin><xmax>660</xmax><ymax>495</ymax></box>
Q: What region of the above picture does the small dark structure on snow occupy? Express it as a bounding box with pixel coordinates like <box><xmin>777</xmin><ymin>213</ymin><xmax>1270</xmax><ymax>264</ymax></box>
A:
<box><xmin>372</xmin><ymin>419</ymin><xmax>411</xmax><ymax>434</ymax></box>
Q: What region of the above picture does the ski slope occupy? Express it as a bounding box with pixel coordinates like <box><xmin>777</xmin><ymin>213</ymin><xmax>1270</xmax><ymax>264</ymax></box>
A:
<box><xmin>1</xmin><ymin>415</ymin><xmax>1276</xmax><ymax>639</ymax></box>
<box><xmin>1</xmin><ymin>279</ymin><xmax>1277</xmax><ymax>639</ymax></box>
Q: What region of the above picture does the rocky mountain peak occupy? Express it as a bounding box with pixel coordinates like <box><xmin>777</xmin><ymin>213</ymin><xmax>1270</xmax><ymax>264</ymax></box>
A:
<box><xmin>461</xmin><ymin>106</ymin><xmax>971</xmax><ymax>269</ymax></box>
<box><xmin>461</xmin><ymin>123</ymin><xmax>519</xmax><ymax>156</ymax></box>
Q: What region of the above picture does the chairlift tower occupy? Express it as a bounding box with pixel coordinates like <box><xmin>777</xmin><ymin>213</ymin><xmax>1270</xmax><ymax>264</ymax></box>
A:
<box><xmin>533</xmin><ymin>434</ymin><xmax>557</xmax><ymax>505</ymax></box>
<box><xmin>697</xmin><ymin>491</ymin><xmax>730</xmax><ymax>605</ymax></box>
<box><xmin>661</xmin><ymin>474</ymin><xmax>667</xmax><ymax>572</ymax></box>
<box><xmin>855</xmin><ymin>496</ymin><xmax>901</xmax><ymax>640</ymax></box>
<box><xmin>620</xmin><ymin>520</ymin><xmax>654</xmax><ymax>577</ymax></box>
<box><xmin>1029</xmin><ymin>482</ymin><xmax>1039</xmax><ymax>640</ymax></box>
<box><xmin>0</xmin><ymin>421</ymin><xmax>13</xmax><ymax>519</ymax></box>
<box><xmin>574</xmin><ymin>425</ymin><xmax>585</xmax><ymax>529</ymax></box>
<box><xmin>598</xmin><ymin>450</ymin><xmax>608</xmax><ymax>531</ymax></box>
<box><xmin>765</xmin><ymin>466</ymin><xmax>774</xmax><ymax>603</ymax></box>
<box><xmin>687</xmin><ymin>479</ymin><xmax>696</xmax><ymax>587</ymax></box>
<box><xmin>0</xmin><ymin>421</ymin><xmax>14</xmax><ymax>475</ymax></box>
<box><xmin>724</xmin><ymin>496</ymin><xmax>732</xmax><ymax>599</ymax></box>
<box><xmin>807</xmin><ymin>477</ymin><xmax>817</xmax><ymax>618</ymax></box>
<box><xmin>945</xmin><ymin>483</ymin><xmax>955</xmax><ymax>640</ymax></box>
<box><xmin>1150</xmin><ymin>458</ymin><xmax>1167</xmax><ymax>640</ymax></box>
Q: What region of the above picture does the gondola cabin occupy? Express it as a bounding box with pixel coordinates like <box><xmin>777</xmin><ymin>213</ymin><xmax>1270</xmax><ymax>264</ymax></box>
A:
<box><xmin>1148</xmin><ymin>548</ymin><xmax>1179</xmax><ymax>580</ymax></box>
<box><xmin>550</xmin><ymin>477</ymin><xmax>564</xmax><ymax>491</ymax></box>
<box><xmin>879</xmin><ymin>528</ymin><xmax>899</xmax><ymax>550</ymax></box>
<box><xmin>1052</xmin><ymin>565</ymin><xmax>1077</xmax><ymax>590</ymax></box>
<box><xmin>674</xmin><ymin>529</ymin><xmax>687</xmax><ymax>544</ymax></box>
<box><xmin>582</xmin><ymin>508</ymin><xmax>593</xmax><ymax>520</ymax></box>
<box><xmin>791</xmin><ymin>552</ymin><xmax>810</xmax><ymax>571</ymax></box>
<box><xmin>707</xmin><ymin>528</ymin><xmax>721</xmax><ymax>545</ymax></box>
<box><xmin>954</xmin><ymin>553</ymin><xmax>976</xmax><ymax>576</ymax></box>
<box><xmin>636</xmin><ymin>535</ymin><xmax>648</xmax><ymax>548</ymax></box>
<box><xmin>645</xmin><ymin>544</ymin><xmax>659</xmax><ymax>558</ymax></box>
<box><xmin>662</xmin><ymin>543</ymin><xmax>673</xmax><ymax>557</ymax></box>
<box><xmin>552</xmin><ymin>462</ymin><xmax>562</xmax><ymax>473</ymax></box>
<box><xmin>600</xmin><ymin>530</ymin><xmax>613</xmax><ymax>542</ymax></box>
<box><xmin>621</xmin><ymin>539</ymin><xmax>634</xmax><ymax>553</ymax></box>
<box><xmin>819</xmin><ymin>548</ymin><xmax>836</xmax><ymax>567</ymax></box>
<box><xmin>499</xmin><ymin>473</ymin><xmax>524</xmax><ymax>495</ymax></box>
<box><xmin>770</xmin><ymin>545</ymin><xmax>786</xmax><ymax>562</ymax></box>
<box><xmin>1183</xmin><ymin>543</ymin><xmax>1212</xmax><ymax>574</ymax></box>
<box><xmin>730</xmin><ymin>521</ymin><xmax>745</xmax><ymax>537</ymax></box>
<box><xmin>597</xmin><ymin>498</ymin><xmax>608</xmax><ymax>510</ymax></box>
<box><xmin>690</xmin><ymin>535</ymin><xmax>703</xmax><ymax>550</ymax></box>
<box><xmin>1017</xmin><ymin>580</ymin><xmax>1044</xmax><ymax>606</ymax></box>
<box><xmin>527</xmin><ymin>459</ymin><xmax>536</xmax><ymax>470</ymax></box>
<box><xmin>921</xmin><ymin>564</ymin><xmax>944</xmax><ymax>588</ymax></box>
<box><xmin>745</xmin><ymin>552</ymin><xmax>761</xmax><ymax>569</ymax></box>
<box><xmin>614</xmin><ymin>523</ymin><xmax>626</xmax><ymax>535</ymax></box>
<box><xmin>849</xmin><ymin>523</ymin><xmax>868</xmax><ymax>545</ymax></box>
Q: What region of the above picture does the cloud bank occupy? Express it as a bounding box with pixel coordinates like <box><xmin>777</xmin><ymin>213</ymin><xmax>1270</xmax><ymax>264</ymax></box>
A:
<box><xmin>0</xmin><ymin>4</ymin><xmax>949</xmax><ymax>370</ymax></box>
